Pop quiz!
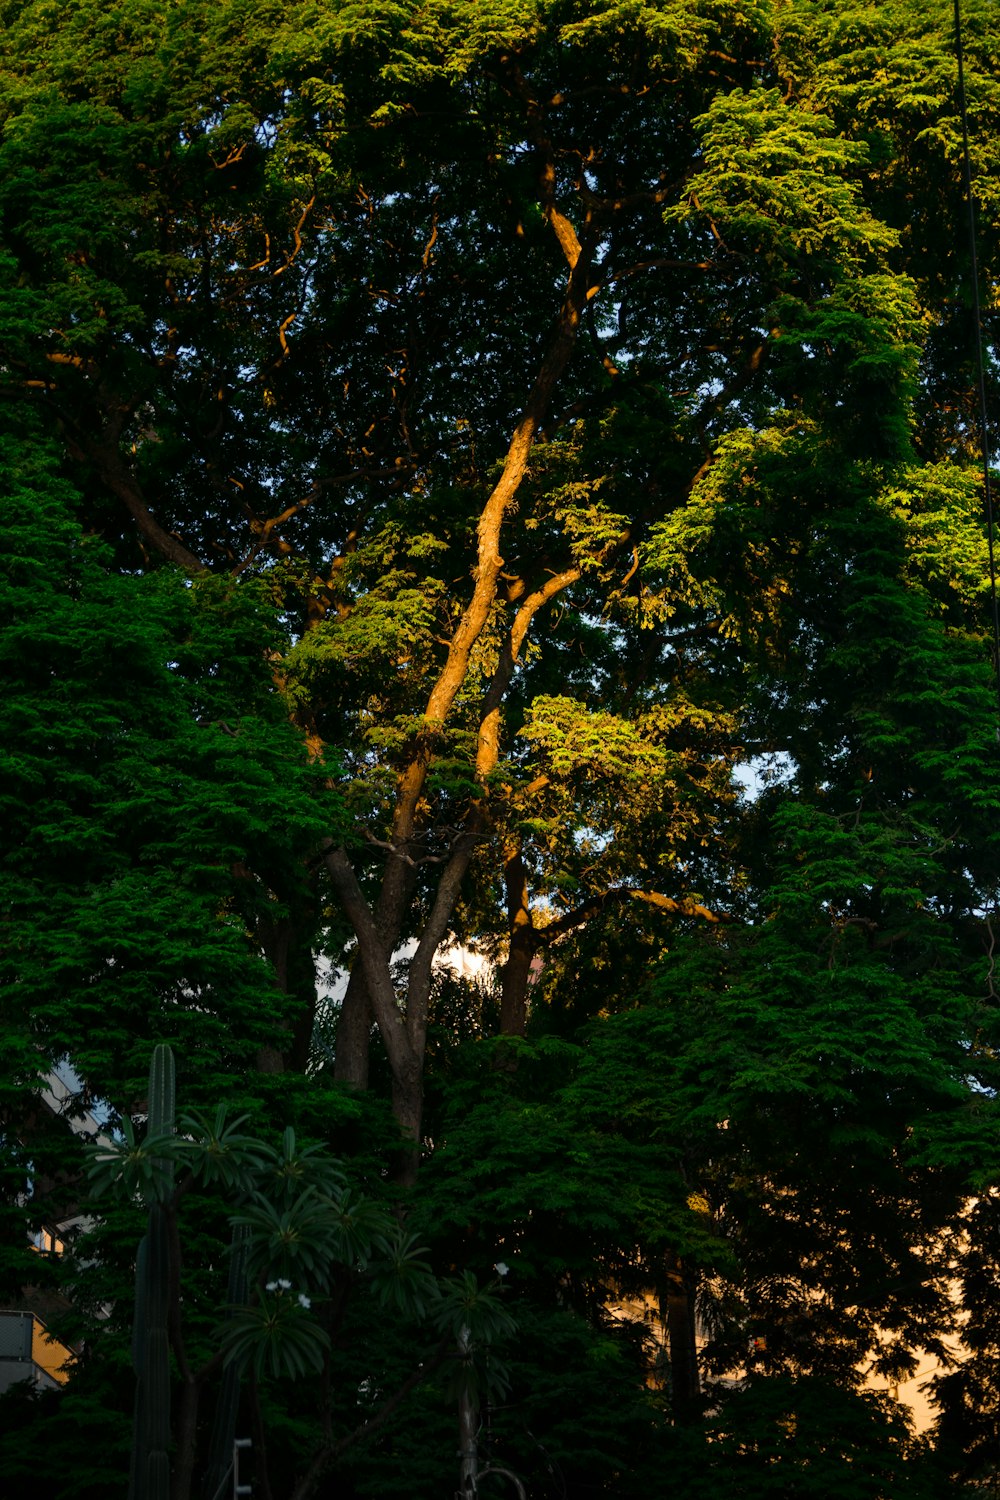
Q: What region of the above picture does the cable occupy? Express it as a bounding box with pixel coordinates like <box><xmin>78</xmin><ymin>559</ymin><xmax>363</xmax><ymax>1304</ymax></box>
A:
<box><xmin>954</xmin><ymin>0</ymin><xmax>1000</xmax><ymax>721</ymax></box>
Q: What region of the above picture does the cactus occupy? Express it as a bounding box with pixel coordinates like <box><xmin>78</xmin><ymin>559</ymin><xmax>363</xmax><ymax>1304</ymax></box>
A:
<box><xmin>129</xmin><ymin>1043</ymin><xmax>176</xmax><ymax>1500</ymax></box>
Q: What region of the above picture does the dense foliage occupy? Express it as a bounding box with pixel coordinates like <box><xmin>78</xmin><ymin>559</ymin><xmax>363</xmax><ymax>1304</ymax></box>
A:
<box><xmin>3</xmin><ymin>0</ymin><xmax>1000</xmax><ymax>1494</ymax></box>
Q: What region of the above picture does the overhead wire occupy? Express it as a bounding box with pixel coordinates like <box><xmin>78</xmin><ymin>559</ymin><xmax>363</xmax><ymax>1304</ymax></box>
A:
<box><xmin>953</xmin><ymin>0</ymin><xmax>1000</xmax><ymax>721</ymax></box>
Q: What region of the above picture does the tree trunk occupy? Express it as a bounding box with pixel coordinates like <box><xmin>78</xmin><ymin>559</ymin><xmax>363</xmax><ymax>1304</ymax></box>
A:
<box><xmin>499</xmin><ymin>931</ymin><xmax>536</xmax><ymax>1039</ymax></box>
<box><xmin>249</xmin><ymin>1374</ymin><xmax>275</xmax><ymax>1500</ymax></box>
<box><xmin>254</xmin><ymin>905</ymin><xmax>320</xmax><ymax>1075</ymax></box>
<box><xmin>334</xmin><ymin>858</ymin><xmax>418</xmax><ymax>1090</ymax></box>
<box><xmin>499</xmin><ymin>846</ymin><xmax>537</xmax><ymax>1038</ymax></box>
<box><xmin>391</xmin><ymin>1059</ymin><xmax>424</xmax><ymax>1187</ymax></box>
<box><xmin>170</xmin><ymin>1378</ymin><xmax>200</xmax><ymax>1500</ymax></box>
<box><xmin>333</xmin><ymin>966</ymin><xmax>372</xmax><ymax>1090</ymax></box>
<box><xmin>456</xmin><ymin>1326</ymin><xmax>479</xmax><ymax>1500</ymax></box>
<box><xmin>660</xmin><ymin>1255</ymin><xmax>700</xmax><ymax>1420</ymax></box>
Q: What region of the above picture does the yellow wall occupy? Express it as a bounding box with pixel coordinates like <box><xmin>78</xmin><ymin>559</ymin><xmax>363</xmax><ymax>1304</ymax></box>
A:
<box><xmin>30</xmin><ymin>1317</ymin><xmax>71</xmax><ymax>1386</ymax></box>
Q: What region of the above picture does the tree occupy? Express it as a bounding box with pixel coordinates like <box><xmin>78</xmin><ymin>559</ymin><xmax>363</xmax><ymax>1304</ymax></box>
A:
<box><xmin>0</xmin><ymin>0</ymin><xmax>928</xmax><ymax>1152</ymax></box>
<box><xmin>5</xmin><ymin>0</ymin><xmax>1000</xmax><ymax>1494</ymax></box>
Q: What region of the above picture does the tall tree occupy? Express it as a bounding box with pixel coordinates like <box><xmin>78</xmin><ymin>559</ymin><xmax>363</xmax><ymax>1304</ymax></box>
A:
<box><xmin>0</xmin><ymin>0</ymin><xmax>942</xmax><ymax>1148</ymax></box>
<box><xmin>5</xmin><ymin>1</ymin><xmax>1000</xmax><ymax>1493</ymax></box>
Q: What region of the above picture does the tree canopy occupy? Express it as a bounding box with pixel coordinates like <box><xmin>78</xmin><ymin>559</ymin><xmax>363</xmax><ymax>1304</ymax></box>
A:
<box><xmin>3</xmin><ymin>0</ymin><xmax>1000</xmax><ymax>1495</ymax></box>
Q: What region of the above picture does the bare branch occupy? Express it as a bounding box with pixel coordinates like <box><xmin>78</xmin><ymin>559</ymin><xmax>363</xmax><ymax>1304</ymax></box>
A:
<box><xmin>82</xmin><ymin>442</ymin><xmax>208</xmax><ymax>575</ymax></box>
<box><xmin>361</xmin><ymin>827</ymin><xmax>455</xmax><ymax>867</ymax></box>
<box><xmin>600</xmin><ymin>256</ymin><xmax>715</xmax><ymax>286</ymax></box>
<box><xmin>540</xmin><ymin>886</ymin><xmax>721</xmax><ymax>944</ymax></box>
<box><xmin>387</xmin><ymin>243</ymin><xmax>590</xmax><ymax>847</ymax></box>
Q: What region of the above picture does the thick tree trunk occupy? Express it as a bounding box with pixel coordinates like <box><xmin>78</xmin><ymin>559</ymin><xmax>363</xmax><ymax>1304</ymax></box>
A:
<box><xmin>660</xmin><ymin>1256</ymin><xmax>700</xmax><ymax>1420</ymax></box>
<box><xmin>499</xmin><ymin>846</ymin><xmax>537</xmax><ymax>1037</ymax></box>
<box><xmin>499</xmin><ymin>932</ymin><xmax>536</xmax><ymax>1038</ymax></box>
<box><xmin>333</xmin><ymin>966</ymin><xmax>372</xmax><ymax>1090</ymax></box>
<box><xmin>323</xmin><ymin>847</ymin><xmax>423</xmax><ymax>1151</ymax></box>
<box><xmin>334</xmin><ymin>858</ymin><xmax>417</xmax><ymax>1089</ymax></box>
<box><xmin>391</xmin><ymin>1062</ymin><xmax>424</xmax><ymax>1188</ymax></box>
